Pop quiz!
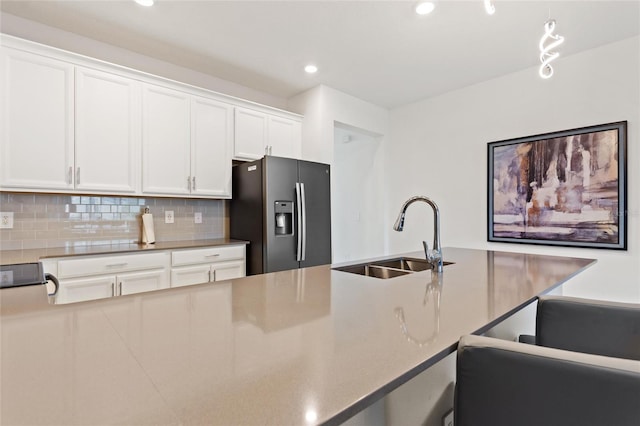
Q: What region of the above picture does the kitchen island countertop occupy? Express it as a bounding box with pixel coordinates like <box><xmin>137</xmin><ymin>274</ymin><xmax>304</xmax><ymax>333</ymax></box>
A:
<box><xmin>0</xmin><ymin>247</ymin><xmax>594</xmax><ymax>425</ymax></box>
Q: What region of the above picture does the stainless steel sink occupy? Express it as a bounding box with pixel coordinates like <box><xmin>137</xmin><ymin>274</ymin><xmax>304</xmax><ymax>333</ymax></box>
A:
<box><xmin>332</xmin><ymin>257</ymin><xmax>453</xmax><ymax>279</ymax></box>
<box><xmin>372</xmin><ymin>257</ymin><xmax>431</xmax><ymax>272</ymax></box>
<box><xmin>334</xmin><ymin>264</ymin><xmax>412</xmax><ymax>279</ymax></box>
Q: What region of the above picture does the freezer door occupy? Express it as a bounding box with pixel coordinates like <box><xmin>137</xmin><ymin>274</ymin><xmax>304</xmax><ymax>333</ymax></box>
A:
<box><xmin>264</xmin><ymin>156</ymin><xmax>300</xmax><ymax>273</ymax></box>
<box><xmin>230</xmin><ymin>159</ymin><xmax>264</xmax><ymax>275</ymax></box>
<box><xmin>298</xmin><ymin>160</ymin><xmax>331</xmax><ymax>268</ymax></box>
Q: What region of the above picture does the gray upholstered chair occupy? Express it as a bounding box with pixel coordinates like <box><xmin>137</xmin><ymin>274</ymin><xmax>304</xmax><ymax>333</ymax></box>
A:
<box><xmin>455</xmin><ymin>296</ymin><xmax>640</xmax><ymax>426</ymax></box>
<box><xmin>533</xmin><ymin>295</ymin><xmax>640</xmax><ymax>360</ymax></box>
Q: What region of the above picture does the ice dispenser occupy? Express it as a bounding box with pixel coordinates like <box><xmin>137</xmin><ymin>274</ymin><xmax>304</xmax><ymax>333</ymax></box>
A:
<box><xmin>274</xmin><ymin>201</ymin><xmax>293</xmax><ymax>235</ymax></box>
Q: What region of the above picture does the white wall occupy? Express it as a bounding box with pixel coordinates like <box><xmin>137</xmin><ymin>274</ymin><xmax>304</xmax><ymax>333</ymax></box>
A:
<box><xmin>289</xmin><ymin>85</ymin><xmax>390</xmax><ymax>262</ymax></box>
<box><xmin>333</xmin><ymin>125</ymin><xmax>385</xmax><ymax>262</ymax></box>
<box><xmin>288</xmin><ymin>84</ymin><xmax>389</xmax><ymax>164</ymax></box>
<box><xmin>386</xmin><ymin>36</ymin><xmax>640</xmax><ymax>303</ymax></box>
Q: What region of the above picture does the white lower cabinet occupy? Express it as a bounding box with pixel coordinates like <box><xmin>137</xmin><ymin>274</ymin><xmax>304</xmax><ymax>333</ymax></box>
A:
<box><xmin>43</xmin><ymin>245</ymin><xmax>246</xmax><ymax>303</ymax></box>
<box><xmin>171</xmin><ymin>245</ymin><xmax>246</xmax><ymax>288</ymax></box>
<box><xmin>57</xmin><ymin>275</ymin><xmax>115</xmax><ymax>303</ymax></box>
<box><xmin>51</xmin><ymin>252</ymin><xmax>170</xmax><ymax>304</ymax></box>
<box><xmin>119</xmin><ymin>269</ymin><xmax>168</xmax><ymax>296</ymax></box>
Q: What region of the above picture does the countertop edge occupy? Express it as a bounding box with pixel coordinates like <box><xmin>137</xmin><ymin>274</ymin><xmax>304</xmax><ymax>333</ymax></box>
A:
<box><xmin>0</xmin><ymin>238</ymin><xmax>250</xmax><ymax>265</ymax></box>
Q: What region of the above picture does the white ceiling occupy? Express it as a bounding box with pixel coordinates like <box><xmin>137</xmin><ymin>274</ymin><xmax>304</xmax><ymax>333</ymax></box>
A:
<box><xmin>1</xmin><ymin>0</ymin><xmax>639</xmax><ymax>108</ymax></box>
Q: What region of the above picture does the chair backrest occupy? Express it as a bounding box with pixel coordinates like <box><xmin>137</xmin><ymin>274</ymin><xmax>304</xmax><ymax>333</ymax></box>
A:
<box><xmin>455</xmin><ymin>335</ymin><xmax>640</xmax><ymax>426</ymax></box>
<box><xmin>537</xmin><ymin>296</ymin><xmax>640</xmax><ymax>360</ymax></box>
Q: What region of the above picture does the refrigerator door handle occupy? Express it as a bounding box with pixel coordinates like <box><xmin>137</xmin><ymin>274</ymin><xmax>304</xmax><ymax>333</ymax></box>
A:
<box><xmin>300</xmin><ymin>182</ymin><xmax>307</xmax><ymax>261</ymax></box>
<box><xmin>296</xmin><ymin>182</ymin><xmax>303</xmax><ymax>261</ymax></box>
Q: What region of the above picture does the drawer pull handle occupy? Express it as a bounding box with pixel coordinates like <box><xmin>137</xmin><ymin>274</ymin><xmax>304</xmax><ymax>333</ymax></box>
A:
<box><xmin>205</xmin><ymin>254</ymin><xmax>220</xmax><ymax>258</ymax></box>
<box><xmin>106</xmin><ymin>263</ymin><xmax>128</xmax><ymax>268</ymax></box>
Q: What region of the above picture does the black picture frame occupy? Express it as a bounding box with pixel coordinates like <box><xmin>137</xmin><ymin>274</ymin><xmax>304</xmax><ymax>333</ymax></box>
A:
<box><xmin>487</xmin><ymin>121</ymin><xmax>627</xmax><ymax>250</ymax></box>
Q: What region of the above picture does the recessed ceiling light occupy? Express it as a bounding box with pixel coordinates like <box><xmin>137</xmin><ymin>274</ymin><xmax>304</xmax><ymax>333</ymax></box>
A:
<box><xmin>415</xmin><ymin>2</ymin><xmax>435</xmax><ymax>16</ymax></box>
<box><xmin>484</xmin><ymin>0</ymin><xmax>496</xmax><ymax>15</ymax></box>
<box><xmin>304</xmin><ymin>64</ymin><xmax>318</xmax><ymax>74</ymax></box>
<box><xmin>134</xmin><ymin>0</ymin><xmax>154</xmax><ymax>7</ymax></box>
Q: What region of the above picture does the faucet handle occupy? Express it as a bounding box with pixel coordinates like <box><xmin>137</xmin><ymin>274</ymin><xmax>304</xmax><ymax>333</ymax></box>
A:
<box><xmin>423</xmin><ymin>240</ymin><xmax>442</xmax><ymax>263</ymax></box>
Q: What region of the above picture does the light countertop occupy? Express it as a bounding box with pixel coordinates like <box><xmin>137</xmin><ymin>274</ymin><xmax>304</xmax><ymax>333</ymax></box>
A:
<box><xmin>0</xmin><ymin>238</ymin><xmax>249</xmax><ymax>265</ymax></box>
<box><xmin>0</xmin><ymin>247</ymin><xmax>595</xmax><ymax>425</ymax></box>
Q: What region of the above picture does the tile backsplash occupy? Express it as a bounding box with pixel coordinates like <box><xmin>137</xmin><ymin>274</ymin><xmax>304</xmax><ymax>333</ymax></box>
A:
<box><xmin>0</xmin><ymin>192</ymin><xmax>225</xmax><ymax>250</ymax></box>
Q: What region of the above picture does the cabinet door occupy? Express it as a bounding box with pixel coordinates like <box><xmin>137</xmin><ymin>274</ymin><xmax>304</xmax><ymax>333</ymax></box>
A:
<box><xmin>213</xmin><ymin>260</ymin><xmax>245</xmax><ymax>282</ymax></box>
<box><xmin>170</xmin><ymin>265</ymin><xmax>212</xmax><ymax>288</ymax></box>
<box><xmin>75</xmin><ymin>67</ymin><xmax>140</xmax><ymax>193</ymax></box>
<box><xmin>142</xmin><ymin>84</ymin><xmax>191</xmax><ymax>195</ymax></box>
<box><xmin>268</xmin><ymin>116</ymin><xmax>301</xmax><ymax>159</ymax></box>
<box><xmin>234</xmin><ymin>107</ymin><xmax>267</xmax><ymax>161</ymax></box>
<box><xmin>56</xmin><ymin>275</ymin><xmax>116</xmax><ymax>304</ymax></box>
<box><xmin>118</xmin><ymin>269</ymin><xmax>169</xmax><ymax>296</ymax></box>
<box><xmin>0</xmin><ymin>48</ymin><xmax>74</xmax><ymax>190</ymax></box>
<box><xmin>191</xmin><ymin>96</ymin><xmax>233</xmax><ymax>197</ymax></box>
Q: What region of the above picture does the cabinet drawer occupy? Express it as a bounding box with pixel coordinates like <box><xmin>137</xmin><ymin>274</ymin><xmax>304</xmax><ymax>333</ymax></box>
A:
<box><xmin>171</xmin><ymin>265</ymin><xmax>212</xmax><ymax>288</ymax></box>
<box><xmin>213</xmin><ymin>260</ymin><xmax>245</xmax><ymax>282</ymax></box>
<box><xmin>57</xmin><ymin>252</ymin><xmax>170</xmax><ymax>279</ymax></box>
<box><xmin>171</xmin><ymin>245</ymin><xmax>245</xmax><ymax>266</ymax></box>
<box><xmin>56</xmin><ymin>276</ymin><xmax>116</xmax><ymax>304</ymax></box>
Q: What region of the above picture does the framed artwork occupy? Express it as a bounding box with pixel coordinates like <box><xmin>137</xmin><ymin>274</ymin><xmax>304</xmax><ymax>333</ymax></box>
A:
<box><xmin>487</xmin><ymin>121</ymin><xmax>627</xmax><ymax>250</ymax></box>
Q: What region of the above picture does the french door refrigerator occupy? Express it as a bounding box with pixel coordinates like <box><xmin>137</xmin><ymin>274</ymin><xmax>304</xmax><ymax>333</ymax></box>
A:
<box><xmin>230</xmin><ymin>156</ymin><xmax>331</xmax><ymax>275</ymax></box>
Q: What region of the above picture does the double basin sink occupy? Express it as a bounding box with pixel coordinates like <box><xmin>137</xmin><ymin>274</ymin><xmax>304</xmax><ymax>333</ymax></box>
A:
<box><xmin>333</xmin><ymin>257</ymin><xmax>453</xmax><ymax>279</ymax></box>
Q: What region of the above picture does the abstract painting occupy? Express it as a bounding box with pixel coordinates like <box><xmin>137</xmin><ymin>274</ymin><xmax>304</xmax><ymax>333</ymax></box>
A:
<box><xmin>488</xmin><ymin>121</ymin><xmax>627</xmax><ymax>249</ymax></box>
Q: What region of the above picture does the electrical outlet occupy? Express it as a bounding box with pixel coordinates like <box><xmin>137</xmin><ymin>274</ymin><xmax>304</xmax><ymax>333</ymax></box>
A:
<box><xmin>165</xmin><ymin>210</ymin><xmax>174</xmax><ymax>224</ymax></box>
<box><xmin>0</xmin><ymin>212</ymin><xmax>14</xmax><ymax>229</ymax></box>
<box><xmin>0</xmin><ymin>270</ymin><xmax>13</xmax><ymax>285</ymax></box>
<box><xmin>442</xmin><ymin>409</ymin><xmax>454</xmax><ymax>426</ymax></box>
<box><xmin>194</xmin><ymin>212</ymin><xmax>202</xmax><ymax>224</ymax></box>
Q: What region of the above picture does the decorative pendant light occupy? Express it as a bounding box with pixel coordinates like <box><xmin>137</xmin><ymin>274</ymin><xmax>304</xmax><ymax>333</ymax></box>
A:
<box><xmin>539</xmin><ymin>18</ymin><xmax>565</xmax><ymax>79</ymax></box>
<box><xmin>484</xmin><ymin>0</ymin><xmax>496</xmax><ymax>15</ymax></box>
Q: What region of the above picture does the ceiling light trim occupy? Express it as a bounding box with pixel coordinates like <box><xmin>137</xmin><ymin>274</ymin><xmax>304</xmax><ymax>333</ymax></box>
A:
<box><xmin>134</xmin><ymin>0</ymin><xmax>154</xmax><ymax>7</ymax></box>
<box><xmin>484</xmin><ymin>0</ymin><xmax>496</xmax><ymax>15</ymax></box>
<box><xmin>415</xmin><ymin>2</ymin><xmax>435</xmax><ymax>16</ymax></box>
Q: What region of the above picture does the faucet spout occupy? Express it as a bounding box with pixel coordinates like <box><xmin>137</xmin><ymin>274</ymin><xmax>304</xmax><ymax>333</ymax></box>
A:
<box><xmin>393</xmin><ymin>196</ymin><xmax>443</xmax><ymax>272</ymax></box>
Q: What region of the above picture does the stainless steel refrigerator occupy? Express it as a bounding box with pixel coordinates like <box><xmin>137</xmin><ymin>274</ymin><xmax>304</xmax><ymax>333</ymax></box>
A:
<box><xmin>230</xmin><ymin>156</ymin><xmax>331</xmax><ymax>275</ymax></box>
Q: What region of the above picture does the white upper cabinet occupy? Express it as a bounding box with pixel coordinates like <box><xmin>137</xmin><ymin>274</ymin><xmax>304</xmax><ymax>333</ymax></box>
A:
<box><xmin>1</xmin><ymin>36</ymin><xmax>303</xmax><ymax>198</ymax></box>
<box><xmin>142</xmin><ymin>83</ymin><xmax>191</xmax><ymax>195</ymax></box>
<box><xmin>234</xmin><ymin>107</ymin><xmax>302</xmax><ymax>161</ymax></box>
<box><xmin>234</xmin><ymin>107</ymin><xmax>267</xmax><ymax>160</ymax></box>
<box><xmin>268</xmin><ymin>115</ymin><xmax>302</xmax><ymax>159</ymax></box>
<box><xmin>75</xmin><ymin>67</ymin><xmax>140</xmax><ymax>194</ymax></box>
<box><xmin>142</xmin><ymin>85</ymin><xmax>233</xmax><ymax>198</ymax></box>
<box><xmin>0</xmin><ymin>47</ymin><xmax>74</xmax><ymax>190</ymax></box>
<box><xmin>191</xmin><ymin>96</ymin><xmax>233</xmax><ymax>198</ymax></box>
